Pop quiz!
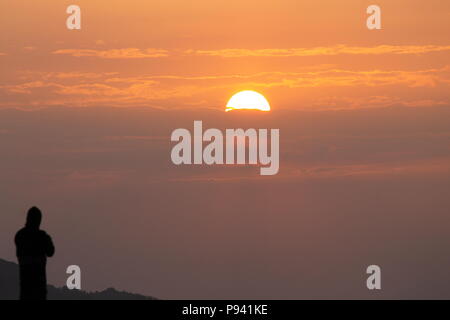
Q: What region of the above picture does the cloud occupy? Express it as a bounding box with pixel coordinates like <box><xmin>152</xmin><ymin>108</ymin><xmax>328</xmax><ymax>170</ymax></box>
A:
<box><xmin>18</xmin><ymin>71</ymin><xmax>119</xmax><ymax>81</ymax></box>
<box><xmin>170</xmin><ymin>157</ymin><xmax>450</xmax><ymax>183</ymax></box>
<box><xmin>186</xmin><ymin>44</ymin><xmax>450</xmax><ymax>58</ymax></box>
<box><xmin>52</xmin><ymin>48</ymin><xmax>169</xmax><ymax>59</ymax></box>
<box><xmin>240</xmin><ymin>66</ymin><xmax>450</xmax><ymax>88</ymax></box>
<box><xmin>1</xmin><ymin>81</ymin><xmax>62</xmax><ymax>94</ymax></box>
<box><xmin>285</xmin><ymin>158</ymin><xmax>450</xmax><ymax>180</ymax></box>
<box><xmin>48</xmin><ymin>44</ymin><xmax>450</xmax><ymax>59</ymax></box>
<box><xmin>1</xmin><ymin>66</ymin><xmax>449</xmax><ymax>109</ymax></box>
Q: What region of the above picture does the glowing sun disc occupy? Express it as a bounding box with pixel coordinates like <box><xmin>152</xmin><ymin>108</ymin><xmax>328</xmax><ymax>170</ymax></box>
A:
<box><xmin>226</xmin><ymin>90</ymin><xmax>271</xmax><ymax>112</ymax></box>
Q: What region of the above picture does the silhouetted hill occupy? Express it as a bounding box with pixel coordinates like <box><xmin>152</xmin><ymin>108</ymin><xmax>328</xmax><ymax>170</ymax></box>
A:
<box><xmin>0</xmin><ymin>258</ymin><xmax>155</xmax><ymax>300</ymax></box>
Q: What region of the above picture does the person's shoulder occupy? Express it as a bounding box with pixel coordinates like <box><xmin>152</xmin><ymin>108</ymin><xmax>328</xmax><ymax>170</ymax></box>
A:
<box><xmin>38</xmin><ymin>230</ymin><xmax>51</xmax><ymax>238</ymax></box>
<box><xmin>14</xmin><ymin>227</ymin><xmax>27</xmax><ymax>242</ymax></box>
<box><xmin>15</xmin><ymin>227</ymin><xmax>26</xmax><ymax>237</ymax></box>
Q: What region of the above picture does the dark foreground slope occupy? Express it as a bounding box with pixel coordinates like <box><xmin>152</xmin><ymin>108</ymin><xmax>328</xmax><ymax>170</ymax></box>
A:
<box><xmin>0</xmin><ymin>258</ymin><xmax>155</xmax><ymax>300</ymax></box>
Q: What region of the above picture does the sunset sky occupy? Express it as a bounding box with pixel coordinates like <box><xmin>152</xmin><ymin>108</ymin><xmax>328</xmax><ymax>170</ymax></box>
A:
<box><xmin>1</xmin><ymin>0</ymin><xmax>450</xmax><ymax>299</ymax></box>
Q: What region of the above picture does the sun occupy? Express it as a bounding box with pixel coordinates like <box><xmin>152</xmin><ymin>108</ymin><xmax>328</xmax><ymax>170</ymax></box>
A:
<box><xmin>226</xmin><ymin>90</ymin><xmax>271</xmax><ymax>112</ymax></box>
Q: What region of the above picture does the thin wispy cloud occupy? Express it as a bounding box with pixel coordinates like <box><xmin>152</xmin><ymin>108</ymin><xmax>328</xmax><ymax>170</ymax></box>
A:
<box><xmin>171</xmin><ymin>157</ymin><xmax>450</xmax><ymax>183</ymax></box>
<box><xmin>52</xmin><ymin>48</ymin><xmax>169</xmax><ymax>59</ymax></box>
<box><xmin>241</xmin><ymin>66</ymin><xmax>450</xmax><ymax>88</ymax></box>
<box><xmin>186</xmin><ymin>45</ymin><xmax>450</xmax><ymax>58</ymax></box>
<box><xmin>19</xmin><ymin>71</ymin><xmax>119</xmax><ymax>80</ymax></box>
<box><xmin>49</xmin><ymin>45</ymin><xmax>450</xmax><ymax>59</ymax></box>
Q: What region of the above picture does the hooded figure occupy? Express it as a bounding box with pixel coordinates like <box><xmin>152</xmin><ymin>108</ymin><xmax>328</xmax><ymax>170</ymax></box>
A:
<box><xmin>15</xmin><ymin>207</ymin><xmax>55</xmax><ymax>300</ymax></box>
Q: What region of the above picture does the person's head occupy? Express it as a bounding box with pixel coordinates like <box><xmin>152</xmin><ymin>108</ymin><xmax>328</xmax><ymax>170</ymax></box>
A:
<box><xmin>26</xmin><ymin>206</ymin><xmax>42</xmax><ymax>229</ymax></box>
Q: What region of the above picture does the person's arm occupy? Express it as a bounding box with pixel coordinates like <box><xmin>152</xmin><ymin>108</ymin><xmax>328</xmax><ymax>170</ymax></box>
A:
<box><xmin>44</xmin><ymin>233</ymin><xmax>55</xmax><ymax>257</ymax></box>
<box><xmin>14</xmin><ymin>232</ymin><xmax>20</xmax><ymax>257</ymax></box>
<box><xmin>14</xmin><ymin>230</ymin><xmax>23</xmax><ymax>258</ymax></box>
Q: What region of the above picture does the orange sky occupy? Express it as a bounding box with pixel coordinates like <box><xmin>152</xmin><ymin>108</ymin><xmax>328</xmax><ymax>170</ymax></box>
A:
<box><xmin>1</xmin><ymin>0</ymin><xmax>449</xmax><ymax>110</ymax></box>
<box><xmin>1</xmin><ymin>1</ymin><xmax>450</xmax><ymax>299</ymax></box>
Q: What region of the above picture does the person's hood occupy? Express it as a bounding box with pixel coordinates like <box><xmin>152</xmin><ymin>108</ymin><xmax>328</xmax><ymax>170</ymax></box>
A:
<box><xmin>25</xmin><ymin>207</ymin><xmax>42</xmax><ymax>230</ymax></box>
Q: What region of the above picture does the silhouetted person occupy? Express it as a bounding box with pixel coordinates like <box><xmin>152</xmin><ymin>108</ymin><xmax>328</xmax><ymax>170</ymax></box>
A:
<box><xmin>15</xmin><ymin>207</ymin><xmax>55</xmax><ymax>300</ymax></box>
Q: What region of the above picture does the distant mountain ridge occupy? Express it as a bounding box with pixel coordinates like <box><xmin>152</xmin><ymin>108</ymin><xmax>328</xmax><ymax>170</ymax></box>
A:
<box><xmin>0</xmin><ymin>258</ymin><xmax>155</xmax><ymax>300</ymax></box>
